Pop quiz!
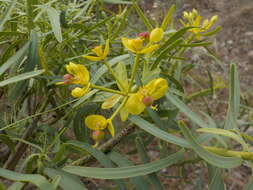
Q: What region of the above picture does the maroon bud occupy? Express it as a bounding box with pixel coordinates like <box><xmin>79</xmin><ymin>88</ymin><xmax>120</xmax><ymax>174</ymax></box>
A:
<box><xmin>142</xmin><ymin>96</ymin><xmax>154</xmax><ymax>107</ymax></box>
<box><xmin>63</xmin><ymin>74</ymin><xmax>73</xmax><ymax>84</ymax></box>
<box><xmin>138</xmin><ymin>32</ymin><xmax>150</xmax><ymax>39</ymax></box>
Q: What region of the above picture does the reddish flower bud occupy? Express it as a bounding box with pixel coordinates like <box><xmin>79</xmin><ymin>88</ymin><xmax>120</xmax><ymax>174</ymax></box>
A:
<box><xmin>92</xmin><ymin>130</ymin><xmax>105</xmax><ymax>142</ymax></box>
<box><xmin>138</xmin><ymin>32</ymin><xmax>150</xmax><ymax>39</ymax></box>
<box><xmin>63</xmin><ymin>74</ymin><xmax>73</xmax><ymax>84</ymax></box>
<box><xmin>142</xmin><ymin>96</ymin><xmax>154</xmax><ymax>107</ymax></box>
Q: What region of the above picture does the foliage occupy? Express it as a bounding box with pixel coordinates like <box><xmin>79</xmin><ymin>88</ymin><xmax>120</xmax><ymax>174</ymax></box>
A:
<box><xmin>0</xmin><ymin>0</ymin><xmax>251</xmax><ymax>189</ymax></box>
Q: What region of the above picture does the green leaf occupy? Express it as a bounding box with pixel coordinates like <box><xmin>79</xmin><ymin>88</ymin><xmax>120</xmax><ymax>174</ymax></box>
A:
<box><xmin>133</xmin><ymin>2</ymin><xmax>153</xmax><ymax>31</ymax></box>
<box><xmin>63</xmin><ymin>149</ymin><xmax>184</xmax><ymax>179</ymax></box>
<box><xmin>44</xmin><ymin>168</ymin><xmax>88</xmax><ymax>190</ymax></box>
<box><xmin>7</xmin><ymin>182</ymin><xmax>25</xmax><ymax>190</ymax></box>
<box><xmin>0</xmin><ymin>0</ymin><xmax>17</xmax><ymax>31</ymax></box>
<box><xmin>202</xmin><ymin>26</ymin><xmax>222</xmax><ymax>37</ymax></box>
<box><xmin>135</xmin><ymin>137</ymin><xmax>164</xmax><ymax>190</ymax></box>
<box><xmin>65</xmin><ymin>141</ymin><xmax>127</xmax><ymax>189</ymax></box>
<box><xmin>197</xmin><ymin>128</ymin><xmax>248</xmax><ymax>151</ymax></box>
<box><xmin>0</xmin><ymin>134</ymin><xmax>15</xmax><ymax>152</ymax></box>
<box><xmin>225</xmin><ymin>63</ymin><xmax>240</xmax><ymax>129</ymax></box>
<box><xmin>103</xmin><ymin>0</ymin><xmax>132</xmax><ymax>4</ymax></box>
<box><xmin>154</xmin><ymin>38</ymin><xmax>182</xmax><ymax>67</ymax></box>
<box><xmin>73</xmin><ymin>89</ymin><xmax>99</xmax><ymax>108</ymax></box>
<box><xmin>179</xmin><ymin>41</ymin><xmax>212</xmax><ymax>47</ymax></box>
<box><xmin>115</xmin><ymin>62</ymin><xmax>128</xmax><ymax>91</ymax></box>
<box><xmin>0</xmin><ymin>168</ymin><xmax>54</xmax><ymax>190</ymax></box>
<box><xmin>108</xmin><ymin>151</ymin><xmax>150</xmax><ymax>190</ymax></box>
<box><xmin>166</xmin><ymin>92</ymin><xmax>212</xmax><ymax>128</ymax></box>
<box><xmin>208</xmin><ymin>165</ymin><xmax>226</xmax><ymax>190</ymax></box>
<box><xmin>0</xmin><ymin>70</ymin><xmax>44</xmax><ymax>87</ymax></box>
<box><xmin>47</xmin><ymin>7</ymin><xmax>63</xmax><ymax>43</ymax></box>
<box><xmin>161</xmin><ymin>4</ymin><xmax>175</xmax><ymax>30</ymax></box>
<box><xmin>0</xmin><ymin>42</ymin><xmax>30</xmax><ymax>76</ymax></box>
<box><xmin>91</xmin><ymin>54</ymin><xmax>130</xmax><ymax>83</ymax></box>
<box><xmin>129</xmin><ymin>115</ymin><xmax>190</xmax><ymax>148</ymax></box>
<box><xmin>10</xmin><ymin>30</ymin><xmax>39</xmax><ymax>99</ymax></box>
<box><xmin>178</xmin><ymin>121</ymin><xmax>242</xmax><ymax>168</ymax></box>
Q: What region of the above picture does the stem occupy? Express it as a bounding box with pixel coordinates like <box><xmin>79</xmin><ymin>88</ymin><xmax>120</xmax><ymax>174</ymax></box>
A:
<box><xmin>90</xmin><ymin>84</ymin><xmax>127</xmax><ymax>96</ymax></box>
<box><xmin>127</xmin><ymin>54</ymin><xmax>140</xmax><ymax>93</ymax></box>
<box><xmin>104</xmin><ymin>61</ymin><xmax>126</xmax><ymax>91</ymax></box>
<box><xmin>110</xmin><ymin>97</ymin><xmax>128</xmax><ymax>120</ymax></box>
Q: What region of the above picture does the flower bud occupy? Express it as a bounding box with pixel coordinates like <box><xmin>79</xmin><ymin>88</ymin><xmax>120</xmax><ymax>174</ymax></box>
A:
<box><xmin>149</xmin><ymin>28</ymin><xmax>164</xmax><ymax>43</ymax></box>
<box><xmin>71</xmin><ymin>87</ymin><xmax>86</xmax><ymax>98</ymax></box>
<box><xmin>63</xmin><ymin>74</ymin><xmax>73</xmax><ymax>84</ymax></box>
<box><xmin>142</xmin><ymin>96</ymin><xmax>154</xmax><ymax>107</ymax></box>
<box><xmin>138</xmin><ymin>32</ymin><xmax>150</xmax><ymax>39</ymax></box>
<box><xmin>92</xmin><ymin>130</ymin><xmax>105</xmax><ymax>142</ymax></box>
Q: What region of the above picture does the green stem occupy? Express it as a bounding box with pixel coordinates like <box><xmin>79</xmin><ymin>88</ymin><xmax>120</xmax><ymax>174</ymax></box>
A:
<box><xmin>104</xmin><ymin>61</ymin><xmax>126</xmax><ymax>91</ymax></box>
<box><xmin>128</xmin><ymin>54</ymin><xmax>140</xmax><ymax>93</ymax></box>
<box><xmin>110</xmin><ymin>97</ymin><xmax>128</xmax><ymax>120</ymax></box>
<box><xmin>90</xmin><ymin>84</ymin><xmax>127</xmax><ymax>96</ymax></box>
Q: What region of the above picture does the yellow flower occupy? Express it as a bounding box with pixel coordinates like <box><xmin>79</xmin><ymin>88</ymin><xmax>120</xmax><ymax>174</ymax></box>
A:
<box><xmin>121</xmin><ymin>37</ymin><xmax>159</xmax><ymax>54</ymax></box>
<box><xmin>125</xmin><ymin>78</ymin><xmax>168</xmax><ymax>115</ymax></box>
<box><xmin>181</xmin><ymin>9</ymin><xmax>218</xmax><ymax>39</ymax></box>
<box><xmin>84</xmin><ymin>115</ymin><xmax>115</xmax><ymax>137</ymax></box>
<box><xmin>83</xmin><ymin>40</ymin><xmax>109</xmax><ymax>61</ymax></box>
<box><xmin>149</xmin><ymin>28</ymin><xmax>164</xmax><ymax>43</ymax></box>
<box><xmin>121</xmin><ymin>28</ymin><xmax>163</xmax><ymax>54</ymax></box>
<box><xmin>57</xmin><ymin>62</ymin><xmax>90</xmax><ymax>86</ymax></box>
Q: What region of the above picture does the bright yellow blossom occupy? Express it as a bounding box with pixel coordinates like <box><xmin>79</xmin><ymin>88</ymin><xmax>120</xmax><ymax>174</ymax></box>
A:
<box><xmin>125</xmin><ymin>78</ymin><xmax>168</xmax><ymax>115</ymax></box>
<box><xmin>181</xmin><ymin>9</ymin><xmax>218</xmax><ymax>39</ymax></box>
<box><xmin>57</xmin><ymin>62</ymin><xmax>90</xmax><ymax>86</ymax></box>
<box><xmin>83</xmin><ymin>40</ymin><xmax>109</xmax><ymax>61</ymax></box>
<box><xmin>150</xmin><ymin>28</ymin><xmax>164</xmax><ymax>43</ymax></box>
<box><xmin>121</xmin><ymin>28</ymin><xmax>164</xmax><ymax>54</ymax></box>
<box><xmin>84</xmin><ymin>115</ymin><xmax>115</xmax><ymax>137</ymax></box>
<box><xmin>56</xmin><ymin>62</ymin><xmax>90</xmax><ymax>98</ymax></box>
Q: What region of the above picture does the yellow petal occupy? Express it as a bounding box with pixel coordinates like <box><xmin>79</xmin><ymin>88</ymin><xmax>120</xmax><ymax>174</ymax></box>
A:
<box><xmin>145</xmin><ymin>78</ymin><xmax>168</xmax><ymax>100</ymax></box>
<box><xmin>82</xmin><ymin>55</ymin><xmax>103</xmax><ymax>62</ymax></box>
<box><xmin>102</xmin><ymin>94</ymin><xmax>122</xmax><ymax>109</ymax></box>
<box><xmin>85</xmin><ymin>115</ymin><xmax>107</xmax><ymax>130</ymax></box>
<box><xmin>92</xmin><ymin>45</ymin><xmax>103</xmax><ymax>57</ymax></box>
<box><xmin>139</xmin><ymin>44</ymin><xmax>159</xmax><ymax>54</ymax></box>
<box><xmin>125</xmin><ymin>93</ymin><xmax>145</xmax><ymax>115</ymax></box>
<box><xmin>107</xmin><ymin>119</ymin><xmax>115</xmax><ymax>137</ymax></box>
<box><xmin>75</xmin><ymin>64</ymin><xmax>90</xmax><ymax>85</ymax></box>
<box><xmin>66</xmin><ymin>62</ymin><xmax>78</xmax><ymax>75</ymax></box>
<box><xmin>121</xmin><ymin>37</ymin><xmax>137</xmax><ymax>53</ymax></box>
<box><xmin>103</xmin><ymin>39</ymin><xmax>109</xmax><ymax>58</ymax></box>
<box><xmin>149</xmin><ymin>28</ymin><xmax>164</xmax><ymax>43</ymax></box>
<box><xmin>71</xmin><ymin>87</ymin><xmax>89</xmax><ymax>98</ymax></box>
<box><xmin>120</xmin><ymin>107</ymin><xmax>129</xmax><ymax>121</ymax></box>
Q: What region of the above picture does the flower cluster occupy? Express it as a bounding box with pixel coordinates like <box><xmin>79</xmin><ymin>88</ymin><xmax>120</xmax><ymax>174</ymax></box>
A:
<box><xmin>180</xmin><ymin>9</ymin><xmax>218</xmax><ymax>39</ymax></box>
<box><xmin>56</xmin><ymin>8</ymin><xmax>218</xmax><ymax>147</ymax></box>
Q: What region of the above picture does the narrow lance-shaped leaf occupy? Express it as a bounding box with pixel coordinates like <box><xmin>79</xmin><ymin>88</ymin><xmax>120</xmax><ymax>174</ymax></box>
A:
<box><xmin>178</xmin><ymin>121</ymin><xmax>242</xmax><ymax>168</ymax></box>
<box><xmin>129</xmin><ymin>115</ymin><xmax>190</xmax><ymax>148</ymax></box>
<box><xmin>44</xmin><ymin>168</ymin><xmax>88</xmax><ymax>190</ymax></box>
<box><xmin>0</xmin><ymin>70</ymin><xmax>44</xmax><ymax>87</ymax></box>
<box><xmin>0</xmin><ymin>168</ymin><xmax>54</xmax><ymax>190</ymax></box>
<box><xmin>0</xmin><ymin>42</ymin><xmax>30</xmax><ymax>76</ymax></box>
<box><xmin>47</xmin><ymin>7</ymin><xmax>63</xmax><ymax>43</ymax></box>
<box><xmin>63</xmin><ymin>150</ymin><xmax>184</xmax><ymax>179</ymax></box>
<box><xmin>225</xmin><ymin>63</ymin><xmax>240</xmax><ymax>129</ymax></box>
<box><xmin>0</xmin><ymin>0</ymin><xmax>17</xmax><ymax>31</ymax></box>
